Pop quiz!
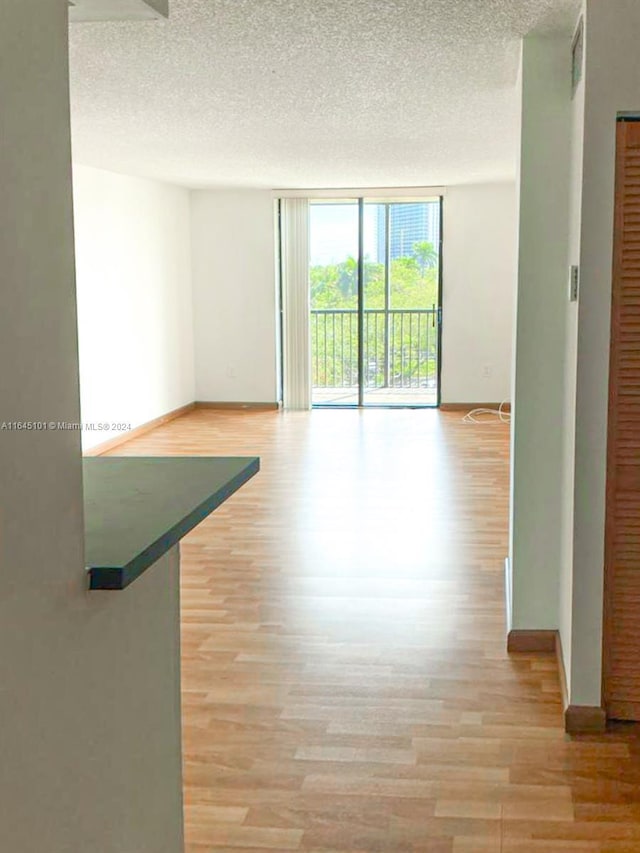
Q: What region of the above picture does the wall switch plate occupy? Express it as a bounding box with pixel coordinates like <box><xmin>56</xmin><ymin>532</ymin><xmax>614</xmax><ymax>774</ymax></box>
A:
<box><xmin>570</xmin><ymin>265</ymin><xmax>579</xmax><ymax>302</ymax></box>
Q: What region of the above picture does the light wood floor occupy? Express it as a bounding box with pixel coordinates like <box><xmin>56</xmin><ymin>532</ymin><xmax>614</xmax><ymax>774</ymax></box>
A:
<box><xmin>108</xmin><ymin>408</ymin><xmax>640</xmax><ymax>853</ymax></box>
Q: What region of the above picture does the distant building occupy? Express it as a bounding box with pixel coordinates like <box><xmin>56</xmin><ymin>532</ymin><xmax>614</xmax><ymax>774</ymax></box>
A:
<box><xmin>375</xmin><ymin>202</ymin><xmax>440</xmax><ymax>263</ymax></box>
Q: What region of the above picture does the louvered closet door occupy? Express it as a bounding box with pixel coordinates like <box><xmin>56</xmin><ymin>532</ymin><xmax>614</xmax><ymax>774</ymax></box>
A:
<box><xmin>604</xmin><ymin>119</ymin><xmax>640</xmax><ymax>721</ymax></box>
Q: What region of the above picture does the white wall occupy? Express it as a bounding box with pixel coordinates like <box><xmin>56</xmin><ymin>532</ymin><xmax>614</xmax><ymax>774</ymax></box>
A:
<box><xmin>73</xmin><ymin>165</ymin><xmax>195</xmax><ymax>450</ymax></box>
<box><xmin>189</xmin><ymin>186</ymin><xmax>514</xmax><ymax>405</ymax></box>
<box><xmin>190</xmin><ymin>190</ymin><xmax>278</xmax><ymax>403</ymax></box>
<box><xmin>0</xmin><ymin>4</ymin><xmax>184</xmax><ymax>851</ymax></box>
<box><xmin>510</xmin><ymin>2</ymin><xmax>640</xmax><ymax>711</ymax></box>
<box><xmin>509</xmin><ymin>37</ymin><xmax>573</xmax><ymax>633</ymax></box>
<box><xmin>0</xmin><ymin>5</ymin><xmax>85</xmax><ymax>844</ymax></box>
<box><xmin>559</xmin><ymin>6</ymin><xmax>586</xmax><ymax>698</ymax></box>
<box><xmin>569</xmin><ymin>0</ymin><xmax>640</xmax><ymax>707</ymax></box>
<box><xmin>441</xmin><ymin>182</ymin><xmax>516</xmax><ymax>404</ymax></box>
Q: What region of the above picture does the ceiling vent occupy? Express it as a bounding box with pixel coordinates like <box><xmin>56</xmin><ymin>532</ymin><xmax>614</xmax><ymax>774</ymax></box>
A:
<box><xmin>69</xmin><ymin>0</ymin><xmax>168</xmax><ymax>22</ymax></box>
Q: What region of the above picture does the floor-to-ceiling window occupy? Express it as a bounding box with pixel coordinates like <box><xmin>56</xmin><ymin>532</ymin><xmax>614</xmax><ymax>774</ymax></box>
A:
<box><xmin>309</xmin><ymin>197</ymin><xmax>442</xmax><ymax>408</ymax></box>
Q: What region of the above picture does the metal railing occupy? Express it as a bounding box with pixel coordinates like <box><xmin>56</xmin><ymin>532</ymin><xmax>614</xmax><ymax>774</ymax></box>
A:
<box><xmin>311</xmin><ymin>309</ymin><xmax>438</xmax><ymax>390</ymax></box>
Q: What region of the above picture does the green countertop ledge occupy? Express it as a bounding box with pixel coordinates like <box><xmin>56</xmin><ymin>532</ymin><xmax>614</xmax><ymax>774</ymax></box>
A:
<box><xmin>83</xmin><ymin>456</ymin><xmax>260</xmax><ymax>590</ymax></box>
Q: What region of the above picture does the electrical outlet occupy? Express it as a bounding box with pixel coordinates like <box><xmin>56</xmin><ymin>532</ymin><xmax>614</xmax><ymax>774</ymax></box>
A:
<box><xmin>482</xmin><ymin>364</ymin><xmax>493</xmax><ymax>379</ymax></box>
<box><xmin>570</xmin><ymin>265</ymin><xmax>579</xmax><ymax>302</ymax></box>
<box><xmin>226</xmin><ymin>365</ymin><xmax>237</xmax><ymax>379</ymax></box>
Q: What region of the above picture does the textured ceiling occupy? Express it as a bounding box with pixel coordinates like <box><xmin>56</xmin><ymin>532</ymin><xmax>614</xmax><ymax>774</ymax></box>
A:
<box><xmin>69</xmin><ymin>0</ymin><xmax>580</xmax><ymax>189</ymax></box>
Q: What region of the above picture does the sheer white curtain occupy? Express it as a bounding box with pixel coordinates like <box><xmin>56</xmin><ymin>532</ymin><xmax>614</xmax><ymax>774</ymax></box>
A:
<box><xmin>280</xmin><ymin>198</ymin><xmax>311</xmax><ymax>410</ymax></box>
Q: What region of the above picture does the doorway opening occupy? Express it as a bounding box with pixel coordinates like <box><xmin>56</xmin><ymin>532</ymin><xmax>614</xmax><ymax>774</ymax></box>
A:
<box><xmin>309</xmin><ymin>198</ymin><xmax>442</xmax><ymax>407</ymax></box>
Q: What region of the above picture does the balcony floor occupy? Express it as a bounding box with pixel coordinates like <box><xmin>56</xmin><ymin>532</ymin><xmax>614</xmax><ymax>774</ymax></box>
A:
<box><xmin>313</xmin><ymin>386</ymin><xmax>438</xmax><ymax>406</ymax></box>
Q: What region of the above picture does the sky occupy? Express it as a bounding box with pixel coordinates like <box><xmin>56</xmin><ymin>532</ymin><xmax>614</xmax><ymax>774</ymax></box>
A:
<box><xmin>309</xmin><ymin>201</ymin><xmax>439</xmax><ymax>266</ymax></box>
<box><xmin>309</xmin><ymin>202</ymin><xmax>379</xmax><ymax>265</ymax></box>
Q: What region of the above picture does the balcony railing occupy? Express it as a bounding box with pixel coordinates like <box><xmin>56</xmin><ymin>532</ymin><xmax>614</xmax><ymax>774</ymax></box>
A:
<box><xmin>311</xmin><ymin>309</ymin><xmax>438</xmax><ymax>390</ymax></box>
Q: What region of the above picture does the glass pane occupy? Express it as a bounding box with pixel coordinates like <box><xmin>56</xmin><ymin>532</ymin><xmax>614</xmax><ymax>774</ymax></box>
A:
<box><xmin>389</xmin><ymin>202</ymin><xmax>440</xmax><ymax>310</ymax></box>
<box><xmin>362</xmin><ymin>203</ymin><xmax>385</xmax><ymax>393</ymax></box>
<box><xmin>363</xmin><ymin>201</ymin><xmax>440</xmax><ymax>406</ymax></box>
<box><xmin>309</xmin><ymin>201</ymin><xmax>359</xmax><ymax>406</ymax></box>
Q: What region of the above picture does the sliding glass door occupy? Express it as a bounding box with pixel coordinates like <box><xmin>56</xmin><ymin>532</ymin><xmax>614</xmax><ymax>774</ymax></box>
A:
<box><xmin>310</xmin><ymin>197</ymin><xmax>441</xmax><ymax>408</ymax></box>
